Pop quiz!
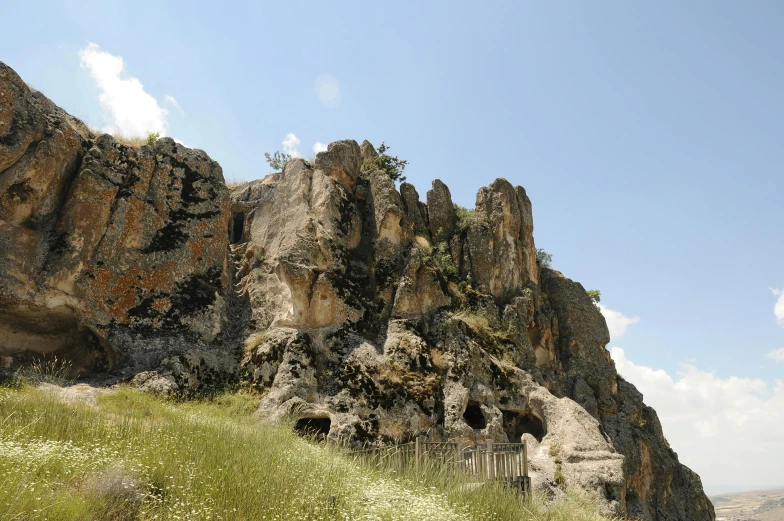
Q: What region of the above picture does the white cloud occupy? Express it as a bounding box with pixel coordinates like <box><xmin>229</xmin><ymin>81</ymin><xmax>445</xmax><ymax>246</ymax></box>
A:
<box><xmin>772</xmin><ymin>288</ymin><xmax>784</xmax><ymax>325</ymax></box>
<box><xmin>598</xmin><ymin>304</ymin><xmax>640</xmax><ymax>340</ymax></box>
<box><xmin>165</xmin><ymin>95</ymin><xmax>184</xmax><ymax>115</ymax></box>
<box><xmin>313</xmin><ymin>142</ymin><xmax>328</xmax><ymax>154</ymax></box>
<box><xmin>767</xmin><ymin>347</ymin><xmax>784</xmax><ymax>362</ymax></box>
<box><xmin>611</xmin><ymin>347</ymin><xmax>784</xmax><ymax>492</ymax></box>
<box><xmin>78</xmin><ymin>42</ymin><xmax>168</xmax><ymax>137</ymax></box>
<box><xmin>282</xmin><ymin>133</ymin><xmax>301</xmax><ymax>158</ymax></box>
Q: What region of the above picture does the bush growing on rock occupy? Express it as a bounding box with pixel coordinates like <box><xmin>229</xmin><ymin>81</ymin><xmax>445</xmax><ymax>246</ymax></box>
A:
<box><xmin>453</xmin><ymin>203</ymin><xmax>478</xmax><ymax>229</ymax></box>
<box><xmin>361</xmin><ymin>142</ymin><xmax>408</xmax><ymax>182</ymax></box>
<box><xmin>264</xmin><ymin>150</ymin><xmax>292</xmax><ymax>171</ymax></box>
<box><xmin>586</xmin><ymin>289</ymin><xmax>601</xmax><ymax>306</ymax></box>
<box><xmin>536</xmin><ymin>248</ymin><xmax>552</xmax><ymax>268</ymax></box>
<box><xmin>432</xmin><ymin>242</ymin><xmax>458</xmax><ymax>280</ymax></box>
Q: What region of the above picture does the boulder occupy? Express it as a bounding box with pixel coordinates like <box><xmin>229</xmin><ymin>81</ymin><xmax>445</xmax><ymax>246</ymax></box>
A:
<box><xmin>466</xmin><ymin>178</ymin><xmax>538</xmax><ymax>301</ymax></box>
<box><xmin>314</xmin><ymin>139</ymin><xmax>362</xmax><ymax>188</ymax></box>
<box><xmin>399</xmin><ymin>182</ymin><xmax>429</xmax><ymax>238</ymax></box>
<box><xmin>360</xmin><ymin>139</ymin><xmax>378</xmax><ymax>162</ymax></box>
<box><xmin>426</xmin><ymin>179</ymin><xmax>456</xmax><ymax>242</ymax></box>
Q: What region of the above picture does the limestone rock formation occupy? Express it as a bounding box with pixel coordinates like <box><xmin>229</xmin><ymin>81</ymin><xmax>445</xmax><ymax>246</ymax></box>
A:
<box><xmin>427</xmin><ymin>179</ymin><xmax>456</xmax><ymax>243</ymax></box>
<box><xmin>0</xmin><ymin>61</ymin><xmax>233</xmax><ymax>382</ymax></box>
<box><xmin>0</xmin><ymin>60</ymin><xmax>715</xmax><ymax>521</ymax></box>
<box><xmin>229</xmin><ymin>139</ymin><xmax>714</xmax><ymax>520</ymax></box>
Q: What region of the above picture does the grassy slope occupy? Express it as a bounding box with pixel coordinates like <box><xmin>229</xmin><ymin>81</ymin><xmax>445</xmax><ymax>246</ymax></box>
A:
<box><xmin>0</xmin><ymin>384</ymin><xmax>614</xmax><ymax>521</ymax></box>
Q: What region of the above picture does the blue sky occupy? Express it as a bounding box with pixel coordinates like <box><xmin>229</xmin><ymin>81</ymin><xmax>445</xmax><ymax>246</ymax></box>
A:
<box><xmin>3</xmin><ymin>0</ymin><xmax>783</xmax><ymax>493</ymax></box>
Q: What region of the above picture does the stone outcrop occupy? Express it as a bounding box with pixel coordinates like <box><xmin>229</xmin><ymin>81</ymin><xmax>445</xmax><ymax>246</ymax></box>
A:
<box><xmin>314</xmin><ymin>139</ymin><xmax>362</xmax><ymax>188</ymax></box>
<box><xmin>0</xmin><ymin>61</ymin><xmax>233</xmax><ymax>380</ymax></box>
<box><xmin>426</xmin><ymin>179</ymin><xmax>456</xmax><ymax>242</ymax></box>
<box><xmin>0</xmin><ymin>61</ymin><xmax>714</xmax><ymax>521</ymax></box>
<box><xmin>229</xmin><ymin>139</ymin><xmax>714</xmax><ymax>520</ymax></box>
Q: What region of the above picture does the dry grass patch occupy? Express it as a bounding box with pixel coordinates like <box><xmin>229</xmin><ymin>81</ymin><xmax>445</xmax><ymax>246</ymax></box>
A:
<box><xmin>85</xmin><ymin>127</ymin><xmax>160</xmax><ymax>149</ymax></box>
<box><xmin>430</xmin><ymin>349</ymin><xmax>450</xmax><ymax>371</ymax></box>
<box><xmin>109</xmin><ymin>134</ymin><xmax>147</xmax><ymax>148</ymax></box>
<box><xmin>225</xmin><ymin>176</ymin><xmax>250</xmax><ymax>190</ymax></box>
<box><xmin>242</xmin><ymin>330</ymin><xmax>271</xmax><ymax>354</ymax></box>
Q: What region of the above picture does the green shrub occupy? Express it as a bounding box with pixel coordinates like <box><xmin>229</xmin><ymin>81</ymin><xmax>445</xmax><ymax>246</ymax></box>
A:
<box><xmin>264</xmin><ymin>150</ymin><xmax>292</xmax><ymax>171</ymax></box>
<box><xmin>432</xmin><ymin>242</ymin><xmax>458</xmax><ymax>280</ymax></box>
<box><xmin>454</xmin><ymin>309</ymin><xmax>514</xmax><ymax>344</ymax></box>
<box><xmin>146</xmin><ymin>132</ymin><xmax>160</xmax><ymax>146</ymax></box>
<box><xmin>536</xmin><ymin>248</ymin><xmax>552</xmax><ymax>268</ymax></box>
<box><xmin>586</xmin><ymin>289</ymin><xmax>601</xmax><ymax>306</ymax></box>
<box><xmin>362</xmin><ymin>142</ymin><xmax>408</xmax><ymax>182</ymax></box>
<box><xmin>453</xmin><ymin>204</ymin><xmax>478</xmax><ymax>229</ymax></box>
<box><xmin>550</xmin><ymin>442</ymin><xmax>566</xmax><ymax>490</ymax></box>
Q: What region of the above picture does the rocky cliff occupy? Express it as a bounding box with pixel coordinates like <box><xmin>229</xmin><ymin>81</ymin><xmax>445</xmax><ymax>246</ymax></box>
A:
<box><xmin>0</xmin><ymin>61</ymin><xmax>714</xmax><ymax>521</ymax></box>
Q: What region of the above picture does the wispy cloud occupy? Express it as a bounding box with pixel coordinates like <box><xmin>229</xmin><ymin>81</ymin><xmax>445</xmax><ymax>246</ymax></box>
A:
<box><xmin>282</xmin><ymin>133</ymin><xmax>301</xmax><ymax>158</ymax></box>
<box><xmin>78</xmin><ymin>42</ymin><xmax>168</xmax><ymax>137</ymax></box>
<box><xmin>313</xmin><ymin>142</ymin><xmax>328</xmax><ymax>154</ymax></box>
<box><xmin>767</xmin><ymin>347</ymin><xmax>784</xmax><ymax>362</ymax></box>
<box><xmin>772</xmin><ymin>288</ymin><xmax>784</xmax><ymax>325</ymax></box>
<box><xmin>598</xmin><ymin>304</ymin><xmax>640</xmax><ymax>340</ymax></box>
<box><xmin>165</xmin><ymin>95</ymin><xmax>184</xmax><ymax>116</ymax></box>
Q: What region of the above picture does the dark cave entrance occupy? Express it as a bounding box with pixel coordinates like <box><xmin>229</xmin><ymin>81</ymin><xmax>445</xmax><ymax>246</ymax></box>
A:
<box><xmin>0</xmin><ymin>304</ymin><xmax>115</xmax><ymax>377</ymax></box>
<box><xmin>463</xmin><ymin>401</ymin><xmax>487</xmax><ymax>430</ymax></box>
<box><xmin>501</xmin><ymin>409</ymin><xmax>546</xmax><ymax>442</ymax></box>
<box><xmin>230</xmin><ymin>212</ymin><xmax>245</xmax><ymax>244</ymax></box>
<box><xmin>294</xmin><ymin>417</ymin><xmax>332</xmax><ymax>439</ymax></box>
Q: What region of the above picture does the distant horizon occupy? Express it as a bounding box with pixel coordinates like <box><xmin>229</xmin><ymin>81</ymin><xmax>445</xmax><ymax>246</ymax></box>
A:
<box><xmin>708</xmin><ymin>485</ymin><xmax>784</xmax><ymax>497</ymax></box>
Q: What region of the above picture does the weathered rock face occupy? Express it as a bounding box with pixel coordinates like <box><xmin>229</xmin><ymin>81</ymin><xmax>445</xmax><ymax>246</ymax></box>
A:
<box><xmin>230</xmin><ymin>146</ymin><xmax>714</xmax><ymax>519</ymax></box>
<box><xmin>0</xmin><ymin>61</ymin><xmax>714</xmax><ymax>521</ymax></box>
<box><xmin>0</xmin><ymin>61</ymin><xmax>232</xmax><ymax>381</ymax></box>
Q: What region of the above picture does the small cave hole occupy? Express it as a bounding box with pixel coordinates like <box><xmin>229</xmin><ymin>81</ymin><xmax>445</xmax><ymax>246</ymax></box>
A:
<box><xmin>501</xmin><ymin>409</ymin><xmax>546</xmax><ymax>442</ymax></box>
<box><xmin>463</xmin><ymin>401</ymin><xmax>487</xmax><ymax>430</ymax></box>
<box><xmin>294</xmin><ymin>417</ymin><xmax>331</xmax><ymax>439</ymax></box>
<box><xmin>605</xmin><ymin>483</ymin><xmax>620</xmax><ymax>502</ymax></box>
<box><xmin>230</xmin><ymin>212</ymin><xmax>245</xmax><ymax>244</ymax></box>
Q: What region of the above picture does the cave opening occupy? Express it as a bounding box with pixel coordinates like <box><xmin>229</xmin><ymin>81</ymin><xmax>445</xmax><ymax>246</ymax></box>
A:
<box><xmin>230</xmin><ymin>212</ymin><xmax>245</xmax><ymax>244</ymax></box>
<box><xmin>463</xmin><ymin>401</ymin><xmax>487</xmax><ymax>430</ymax></box>
<box><xmin>0</xmin><ymin>304</ymin><xmax>113</xmax><ymax>377</ymax></box>
<box><xmin>501</xmin><ymin>409</ymin><xmax>546</xmax><ymax>442</ymax></box>
<box><xmin>294</xmin><ymin>417</ymin><xmax>331</xmax><ymax>439</ymax></box>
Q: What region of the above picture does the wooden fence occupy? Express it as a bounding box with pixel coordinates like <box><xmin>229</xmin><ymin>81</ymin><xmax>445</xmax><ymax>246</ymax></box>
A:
<box><xmin>348</xmin><ymin>438</ymin><xmax>530</xmax><ymax>493</ymax></box>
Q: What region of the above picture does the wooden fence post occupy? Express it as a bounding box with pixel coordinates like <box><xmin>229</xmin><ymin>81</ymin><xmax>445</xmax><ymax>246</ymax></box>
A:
<box><xmin>415</xmin><ymin>436</ymin><xmax>423</xmax><ymax>471</ymax></box>
<box><xmin>486</xmin><ymin>440</ymin><xmax>495</xmax><ymax>480</ymax></box>
<box><xmin>510</xmin><ymin>450</ymin><xmax>515</xmax><ymax>478</ymax></box>
<box><xmin>522</xmin><ymin>439</ymin><xmax>528</xmax><ymax>477</ymax></box>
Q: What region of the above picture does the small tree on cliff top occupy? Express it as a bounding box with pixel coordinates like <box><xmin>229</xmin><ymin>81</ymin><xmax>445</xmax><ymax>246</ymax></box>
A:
<box><xmin>363</xmin><ymin>142</ymin><xmax>408</xmax><ymax>182</ymax></box>
<box><xmin>586</xmin><ymin>289</ymin><xmax>601</xmax><ymax>307</ymax></box>
<box><xmin>536</xmin><ymin>248</ymin><xmax>552</xmax><ymax>268</ymax></box>
<box><xmin>264</xmin><ymin>151</ymin><xmax>292</xmax><ymax>172</ymax></box>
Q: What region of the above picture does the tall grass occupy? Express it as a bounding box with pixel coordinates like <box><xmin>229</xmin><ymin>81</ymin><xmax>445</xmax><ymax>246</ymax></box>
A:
<box><xmin>0</xmin><ymin>384</ymin><xmax>613</xmax><ymax>521</ymax></box>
